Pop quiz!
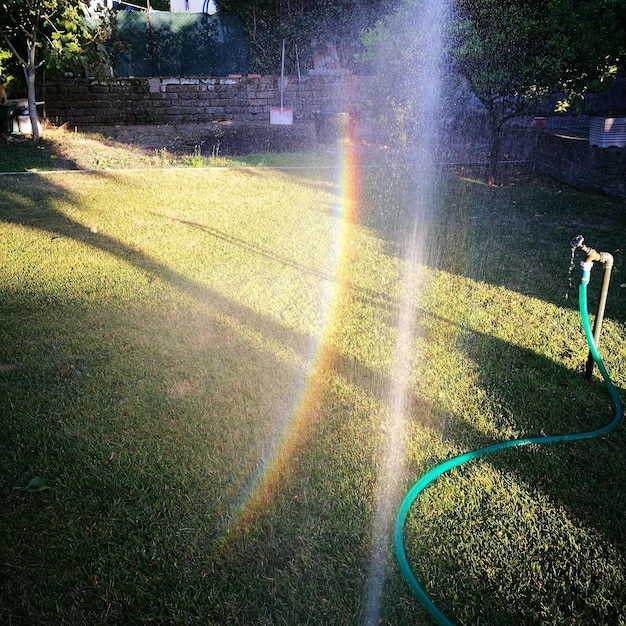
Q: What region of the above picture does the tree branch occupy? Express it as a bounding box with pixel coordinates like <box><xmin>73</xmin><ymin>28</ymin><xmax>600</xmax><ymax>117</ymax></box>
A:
<box><xmin>0</xmin><ymin>30</ymin><xmax>27</xmax><ymax>67</ymax></box>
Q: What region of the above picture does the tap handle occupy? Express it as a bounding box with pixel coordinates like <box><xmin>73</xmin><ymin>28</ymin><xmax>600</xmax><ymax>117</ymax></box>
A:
<box><xmin>571</xmin><ymin>235</ymin><xmax>584</xmax><ymax>249</ymax></box>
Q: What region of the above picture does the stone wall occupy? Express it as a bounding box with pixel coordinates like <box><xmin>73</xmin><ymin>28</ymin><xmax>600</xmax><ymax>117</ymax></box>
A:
<box><xmin>532</xmin><ymin>131</ymin><xmax>626</xmax><ymax>199</ymax></box>
<box><xmin>41</xmin><ymin>77</ymin><xmax>626</xmax><ymax>199</ymax></box>
<box><xmin>43</xmin><ymin>74</ymin><xmax>371</xmax><ymax>128</ymax></box>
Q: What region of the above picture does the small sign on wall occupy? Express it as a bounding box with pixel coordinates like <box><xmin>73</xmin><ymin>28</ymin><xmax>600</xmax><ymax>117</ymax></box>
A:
<box><xmin>270</xmin><ymin>107</ymin><xmax>293</xmax><ymax>125</ymax></box>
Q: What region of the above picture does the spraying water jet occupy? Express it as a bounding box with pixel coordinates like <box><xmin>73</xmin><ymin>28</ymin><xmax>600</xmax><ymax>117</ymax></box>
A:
<box><xmin>394</xmin><ymin>237</ymin><xmax>623</xmax><ymax>625</ymax></box>
<box><xmin>362</xmin><ymin>1</ymin><xmax>451</xmax><ymax>623</ymax></box>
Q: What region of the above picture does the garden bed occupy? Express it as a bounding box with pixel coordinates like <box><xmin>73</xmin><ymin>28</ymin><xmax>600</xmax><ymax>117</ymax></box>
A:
<box><xmin>77</xmin><ymin>120</ymin><xmax>318</xmax><ymax>156</ymax></box>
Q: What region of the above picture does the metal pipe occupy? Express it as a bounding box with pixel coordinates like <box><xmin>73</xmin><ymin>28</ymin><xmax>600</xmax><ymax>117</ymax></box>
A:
<box><xmin>569</xmin><ymin>236</ymin><xmax>614</xmax><ymax>380</ymax></box>
<box><xmin>585</xmin><ymin>255</ymin><xmax>614</xmax><ymax>379</ymax></box>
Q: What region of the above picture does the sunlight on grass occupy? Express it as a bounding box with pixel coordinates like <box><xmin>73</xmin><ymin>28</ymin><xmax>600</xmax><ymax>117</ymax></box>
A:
<box><xmin>0</xmin><ymin>162</ymin><xmax>625</xmax><ymax>625</ymax></box>
<box><xmin>0</xmin><ymin>128</ymin><xmax>338</xmax><ymax>173</ymax></box>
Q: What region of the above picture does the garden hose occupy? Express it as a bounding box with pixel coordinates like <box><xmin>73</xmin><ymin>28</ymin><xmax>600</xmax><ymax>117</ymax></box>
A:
<box><xmin>394</xmin><ymin>248</ymin><xmax>624</xmax><ymax>626</ymax></box>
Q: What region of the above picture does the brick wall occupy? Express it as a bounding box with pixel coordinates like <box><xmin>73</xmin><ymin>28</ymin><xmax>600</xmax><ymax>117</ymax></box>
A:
<box><xmin>43</xmin><ymin>74</ymin><xmax>371</xmax><ymax>128</ymax></box>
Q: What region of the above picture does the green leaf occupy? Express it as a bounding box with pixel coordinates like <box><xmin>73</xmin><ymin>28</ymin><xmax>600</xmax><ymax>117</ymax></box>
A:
<box><xmin>23</xmin><ymin>476</ymin><xmax>50</xmax><ymax>493</ymax></box>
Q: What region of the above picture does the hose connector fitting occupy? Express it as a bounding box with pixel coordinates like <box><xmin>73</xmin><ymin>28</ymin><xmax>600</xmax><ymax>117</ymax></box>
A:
<box><xmin>580</xmin><ymin>260</ymin><xmax>593</xmax><ymax>285</ymax></box>
<box><xmin>583</xmin><ymin>247</ymin><xmax>614</xmax><ymax>267</ymax></box>
<box><xmin>571</xmin><ymin>235</ymin><xmax>614</xmax><ymax>269</ymax></box>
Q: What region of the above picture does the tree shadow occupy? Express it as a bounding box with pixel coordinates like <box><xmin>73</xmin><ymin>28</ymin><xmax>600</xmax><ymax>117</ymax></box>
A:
<box><xmin>357</xmin><ymin>162</ymin><xmax>626</xmax><ymax>323</ymax></box>
<box><xmin>456</xmin><ymin>324</ymin><xmax>625</xmax><ymax>543</ymax></box>
<box><xmin>394</xmin><ymin>317</ymin><xmax>626</xmax><ymax>625</ymax></box>
<box><xmin>0</xmin><ymin>281</ymin><xmax>315</xmax><ymax>623</ymax></box>
<box><xmin>0</xmin><ymin>133</ymin><xmax>83</xmax><ymax>172</ymax></box>
<box><xmin>0</xmin><ymin>172</ymin><xmax>318</xmax><ymax>355</ymax></box>
<box><xmin>151</xmin><ymin>211</ymin><xmax>392</xmax><ymax>312</ymax></box>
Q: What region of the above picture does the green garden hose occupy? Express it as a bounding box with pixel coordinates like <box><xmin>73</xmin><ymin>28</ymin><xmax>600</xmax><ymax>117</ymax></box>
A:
<box><xmin>394</xmin><ymin>254</ymin><xmax>624</xmax><ymax>626</ymax></box>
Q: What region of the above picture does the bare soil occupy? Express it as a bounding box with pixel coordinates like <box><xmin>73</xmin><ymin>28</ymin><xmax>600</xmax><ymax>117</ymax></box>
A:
<box><xmin>78</xmin><ymin>120</ymin><xmax>319</xmax><ymax>156</ymax></box>
<box><xmin>3</xmin><ymin>116</ymin><xmax>495</xmax><ymax>172</ymax></box>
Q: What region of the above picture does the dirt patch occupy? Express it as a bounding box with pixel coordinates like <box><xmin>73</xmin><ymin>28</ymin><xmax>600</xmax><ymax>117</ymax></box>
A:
<box><xmin>79</xmin><ymin>120</ymin><xmax>319</xmax><ymax>157</ymax></box>
<box><xmin>2</xmin><ymin>117</ymin><xmax>496</xmax><ymax>173</ymax></box>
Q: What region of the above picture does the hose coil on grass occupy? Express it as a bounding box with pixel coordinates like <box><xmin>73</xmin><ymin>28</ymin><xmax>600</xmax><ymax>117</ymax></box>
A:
<box><xmin>394</xmin><ymin>267</ymin><xmax>624</xmax><ymax>626</ymax></box>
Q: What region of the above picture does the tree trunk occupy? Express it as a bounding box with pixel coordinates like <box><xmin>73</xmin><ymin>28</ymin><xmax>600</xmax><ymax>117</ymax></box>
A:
<box><xmin>25</xmin><ymin>40</ymin><xmax>41</xmax><ymax>142</ymax></box>
<box><xmin>486</xmin><ymin>108</ymin><xmax>502</xmax><ymax>185</ymax></box>
<box><xmin>26</xmin><ymin>65</ymin><xmax>40</xmax><ymax>142</ymax></box>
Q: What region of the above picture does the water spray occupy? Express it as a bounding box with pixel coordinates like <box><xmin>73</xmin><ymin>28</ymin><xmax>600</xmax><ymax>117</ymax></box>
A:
<box><xmin>394</xmin><ymin>236</ymin><xmax>623</xmax><ymax>626</ymax></box>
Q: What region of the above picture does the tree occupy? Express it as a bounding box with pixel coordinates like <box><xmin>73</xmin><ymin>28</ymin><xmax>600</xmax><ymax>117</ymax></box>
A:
<box><xmin>0</xmin><ymin>0</ymin><xmax>110</xmax><ymax>141</ymax></box>
<box><xmin>218</xmin><ymin>0</ymin><xmax>378</xmax><ymax>74</ymax></box>
<box><xmin>452</xmin><ymin>0</ymin><xmax>626</xmax><ymax>183</ymax></box>
<box><xmin>358</xmin><ymin>2</ymin><xmax>449</xmax><ymax>148</ymax></box>
<box><xmin>360</xmin><ymin>0</ymin><xmax>626</xmax><ymax>183</ymax></box>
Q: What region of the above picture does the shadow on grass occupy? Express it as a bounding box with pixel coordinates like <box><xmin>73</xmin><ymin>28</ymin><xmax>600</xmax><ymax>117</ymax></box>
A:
<box><xmin>465</xmin><ymin>324</ymin><xmax>626</xmax><ymax>545</ymax></box>
<box><xmin>0</xmin><ymin>172</ymin><xmax>323</xmax><ymax>355</ymax></box>
<box><xmin>1</xmin><ymin>168</ymin><xmax>625</xmax><ymax>625</ymax></box>
<box><xmin>0</xmin><ymin>285</ymin><xmax>313</xmax><ymax>624</ymax></box>
<box><xmin>393</xmin><ymin>319</ymin><xmax>626</xmax><ymax>626</ymax></box>
<box><xmin>0</xmin><ymin>134</ymin><xmax>83</xmax><ymax>172</ymax></box>
<box><xmin>154</xmin><ymin>212</ymin><xmax>393</xmax><ymax>312</ymax></box>
<box><xmin>358</xmin><ymin>164</ymin><xmax>626</xmax><ymax>324</ymax></box>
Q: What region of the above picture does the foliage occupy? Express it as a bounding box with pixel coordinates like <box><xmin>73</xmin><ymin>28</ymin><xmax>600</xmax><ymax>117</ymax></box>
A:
<box><xmin>360</xmin><ymin>0</ymin><xmax>626</xmax><ymax>182</ymax></box>
<box><xmin>0</xmin><ymin>0</ymin><xmax>109</xmax><ymax>74</ymax></box>
<box><xmin>357</xmin><ymin>1</ymin><xmax>451</xmax><ymax>147</ymax></box>
<box><xmin>0</xmin><ymin>0</ymin><xmax>111</xmax><ymax>140</ymax></box>
<box><xmin>0</xmin><ymin>48</ymin><xmax>14</xmax><ymax>87</ymax></box>
<box><xmin>217</xmin><ymin>0</ymin><xmax>378</xmax><ymax>74</ymax></box>
<box><xmin>359</xmin><ymin>0</ymin><xmax>453</xmax><ymax>146</ymax></box>
<box><xmin>452</xmin><ymin>0</ymin><xmax>625</xmax><ymax>180</ymax></box>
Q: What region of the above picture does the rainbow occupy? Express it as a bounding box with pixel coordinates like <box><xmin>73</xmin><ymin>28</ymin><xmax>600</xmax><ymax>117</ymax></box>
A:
<box><xmin>225</xmin><ymin>116</ymin><xmax>362</xmax><ymax>533</ymax></box>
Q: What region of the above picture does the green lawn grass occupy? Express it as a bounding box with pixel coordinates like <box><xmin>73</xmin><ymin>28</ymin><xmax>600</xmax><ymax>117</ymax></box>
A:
<box><xmin>0</xmin><ymin>138</ymin><xmax>625</xmax><ymax>625</ymax></box>
<box><xmin>0</xmin><ymin>129</ymin><xmax>335</xmax><ymax>172</ymax></box>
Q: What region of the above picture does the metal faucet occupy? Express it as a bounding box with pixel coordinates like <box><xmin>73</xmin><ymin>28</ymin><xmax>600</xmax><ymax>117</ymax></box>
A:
<box><xmin>570</xmin><ymin>235</ymin><xmax>614</xmax><ymax>379</ymax></box>
<box><xmin>571</xmin><ymin>235</ymin><xmax>614</xmax><ymax>268</ymax></box>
